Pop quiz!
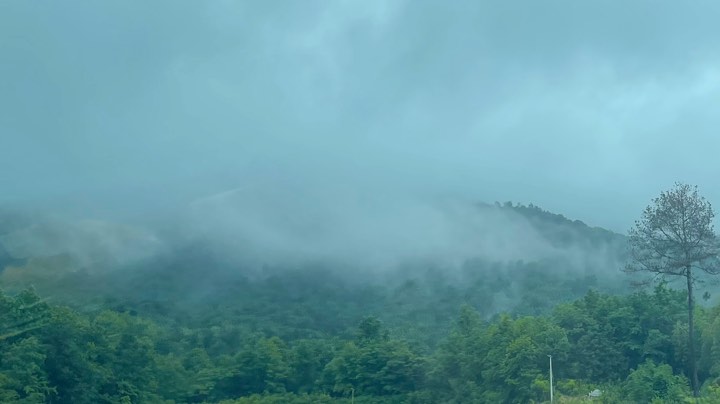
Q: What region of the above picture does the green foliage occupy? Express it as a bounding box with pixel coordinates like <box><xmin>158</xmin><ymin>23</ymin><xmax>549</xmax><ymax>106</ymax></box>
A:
<box><xmin>322</xmin><ymin>319</ymin><xmax>425</xmax><ymax>397</ymax></box>
<box><xmin>0</xmin><ymin>243</ymin><xmax>718</xmax><ymax>403</ymax></box>
<box><xmin>0</xmin><ymin>289</ymin><xmax>54</xmax><ymax>403</ymax></box>
<box><xmin>432</xmin><ymin>308</ymin><xmax>571</xmax><ymax>403</ymax></box>
<box><xmin>216</xmin><ymin>392</ymin><xmax>421</xmax><ymax>403</ymax></box>
<box><xmin>216</xmin><ymin>336</ymin><xmax>293</xmax><ymax>397</ymax></box>
<box><xmin>0</xmin><ymin>288</ymin><xmax>50</xmax><ymax>341</ymax></box>
<box><xmin>555</xmin><ymin>379</ymin><xmax>593</xmax><ymax>396</ymax></box>
<box><xmin>287</xmin><ymin>339</ymin><xmax>335</xmax><ymax>393</ymax></box>
<box><xmin>0</xmin><ymin>336</ymin><xmax>53</xmax><ymax>403</ymax></box>
<box><xmin>622</xmin><ymin>360</ymin><xmax>690</xmax><ymax>403</ymax></box>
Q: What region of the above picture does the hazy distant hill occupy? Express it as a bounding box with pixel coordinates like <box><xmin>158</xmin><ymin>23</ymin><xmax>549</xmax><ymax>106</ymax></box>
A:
<box><xmin>484</xmin><ymin>201</ymin><xmax>626</xmax><ymax>248</ymax></box>
<box><xmin>0</xmin><ymin>201</ymin><xmax>636</xmax><ymax>346</ymax></box>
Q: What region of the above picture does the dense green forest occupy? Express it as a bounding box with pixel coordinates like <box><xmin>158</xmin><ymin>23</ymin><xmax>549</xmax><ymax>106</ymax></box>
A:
<box><xmin>0</xmin><ymin>203</ymin><xmax>719</xmax><ymax>403</ymax></box>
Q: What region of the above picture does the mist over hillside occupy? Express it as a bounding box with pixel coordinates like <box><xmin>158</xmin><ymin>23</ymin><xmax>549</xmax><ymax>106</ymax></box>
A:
<box><xmin>0</xmin><ymin>196</ymin><xmax>633</xmax><ymax>343</ymax></box>
<box><xmin>0</xmin><ymin>196</ymin><xmax>626</xmax><ymax>276</ymax></box>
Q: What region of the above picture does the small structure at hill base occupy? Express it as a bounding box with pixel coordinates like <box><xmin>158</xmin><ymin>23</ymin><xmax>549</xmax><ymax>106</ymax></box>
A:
<box><xmin>588</xmin><ymin>389</ymin><xmax>602</xmax><ymax>399</ymax></box>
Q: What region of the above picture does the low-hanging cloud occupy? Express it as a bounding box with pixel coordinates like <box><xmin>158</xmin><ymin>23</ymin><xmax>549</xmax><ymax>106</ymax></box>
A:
<box><xmin>0</xmin><ymin>215</ymin><xmax>163</xmax><ymax>270</ymax></box>
<box><xmin>3</xmin><ymin>0</ymin><xmax>720</xmax><ymax>236</ymax></box>
<box><xmin>182</xmin><ymin>178</ymin><xmax>626</xmax><ymax>274</ymax></box>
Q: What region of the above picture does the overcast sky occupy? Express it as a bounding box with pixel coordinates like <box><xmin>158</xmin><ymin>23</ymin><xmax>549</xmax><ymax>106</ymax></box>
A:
<box><xmin>2</xmin><ymin>1</ymin><xmax>720</xmax><ymax>233</ymax></box>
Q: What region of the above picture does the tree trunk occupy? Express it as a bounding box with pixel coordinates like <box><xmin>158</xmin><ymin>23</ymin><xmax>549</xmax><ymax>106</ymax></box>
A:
<box><xmin>687</xmin><ymin>266</ymin><xmax>700</xmax><ymax>397</ymax></box>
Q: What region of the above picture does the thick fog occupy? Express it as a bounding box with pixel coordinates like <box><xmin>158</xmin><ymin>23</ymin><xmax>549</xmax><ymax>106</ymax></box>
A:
<box><xmin>2</xmin><ymin>1</ymin><xmax>720</xmax><ymax>270</ymax></box>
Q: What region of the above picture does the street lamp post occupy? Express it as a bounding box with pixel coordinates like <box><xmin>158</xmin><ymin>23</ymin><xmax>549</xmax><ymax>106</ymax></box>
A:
<box><xmin>548</xmin><ymin>355</ymin><xmax>554</xmax><ymax>403</ymax></box>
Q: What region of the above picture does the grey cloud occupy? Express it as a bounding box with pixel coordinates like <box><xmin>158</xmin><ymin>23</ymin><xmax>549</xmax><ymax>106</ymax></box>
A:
<box><xmin>2</xmin><ymin>0</ymin><xmax>720</xmax><ymax>237</ymax></box>
<box><xmin>0</xmin><ymin>216</ymin><xmax>162</xmax><ymax>269</ymax></box>
<box><xmin>186</xmin><ymin>186</ymin><xmax>564</xmax><ymax>269</ymax></box>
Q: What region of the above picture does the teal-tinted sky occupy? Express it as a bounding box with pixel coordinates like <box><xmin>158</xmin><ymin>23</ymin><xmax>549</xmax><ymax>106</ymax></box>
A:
<box><xmin>3</xmin><ymin>1</ymin><xmax>720</xmax><ymax>232</ymax></box>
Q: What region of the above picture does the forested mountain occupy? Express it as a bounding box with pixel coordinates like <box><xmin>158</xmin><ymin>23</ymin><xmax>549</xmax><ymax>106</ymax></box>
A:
<box><xmin>0</xmin><ymin>203</ymin><xmax>716</xmax><ymax>403</ymax></box>
<box><xmin>0</xmin><ymin>202</ymin><xmax>630</xmax><ymax>342</ymax></box>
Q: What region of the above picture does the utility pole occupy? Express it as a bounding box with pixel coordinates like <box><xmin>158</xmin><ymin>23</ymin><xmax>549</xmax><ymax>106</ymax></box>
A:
<box><xmin>548</xmin><ymin>355</ymin><xmax>554</xmax><ymax>403</ymax></box>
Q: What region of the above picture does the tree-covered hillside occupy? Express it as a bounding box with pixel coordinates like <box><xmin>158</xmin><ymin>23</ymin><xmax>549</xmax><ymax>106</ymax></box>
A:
<box><xmin>0</xmin><ymin>203</ymin><xmax>717</xmax><ymax>403</ymax></box>
<box><xmin>0</xmin><ymin>203</ymin><xmax>632</xmax><ymax>345</ymax></box>
<box><xmin>1</xmin><ymin>280</ymin><xmax>719</xmax><ymax>403</ymax></box>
